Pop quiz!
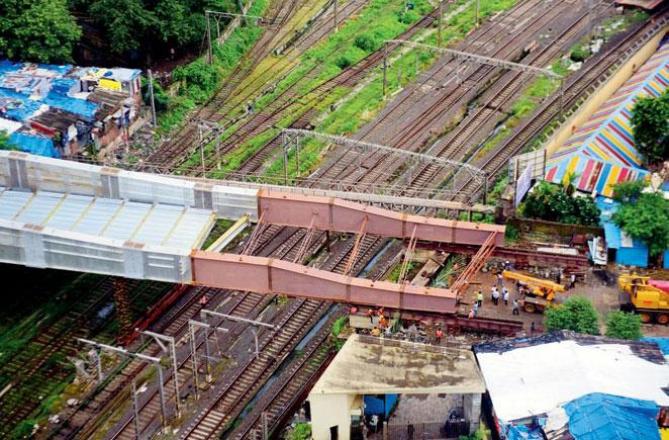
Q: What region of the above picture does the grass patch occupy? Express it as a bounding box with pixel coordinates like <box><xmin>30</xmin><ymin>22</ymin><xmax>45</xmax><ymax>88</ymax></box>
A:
<box><xmin>260</xmin><ymin>0</ymin><xmax>521</xmax><ymax>180</ymax></box>
<box><xmin>155</xmin><ymin>0</ymin><xmax>270</xmax><ymax>134</ymax></box>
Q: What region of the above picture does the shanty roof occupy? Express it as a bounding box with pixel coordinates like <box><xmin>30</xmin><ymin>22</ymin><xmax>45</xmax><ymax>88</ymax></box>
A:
<box><xmin>615</xmin><ymin>0</ymin><xmax>665</xmax><ymax>10</ymax></box>
<box><xmin>310</xmin><ymin>334</ymin><xmax>485</xmax><ymax>395</ymax></box>
<box><xmin>561</xmin><ymin>393</ymin><xmax>660</xmax><ymax>440</ymax></box>
<box><xmin>544</xmin><ymin>39</ymin><xmax>669</xmax><ymax>197</ymax></box>
<box><xmin>474</xmin><ymin>331</ymin><xmax>669</xmax><ymax>423</ymax></box>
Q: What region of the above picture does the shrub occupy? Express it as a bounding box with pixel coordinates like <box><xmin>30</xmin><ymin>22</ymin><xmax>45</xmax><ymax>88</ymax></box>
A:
<box><xmin>354</xmin><ymin>34</ymin><xmax>380</xmax><ymax>52</ymax></box>
<box><xmin>335</xmin><ymin>56</ymin><xmax>352</xmax><ymax>70</ymax></box>
<box><xmin>613</xmin><ymin>191</ymin><xmax>669</xmax><ymax>257</ymax></box>
<box><xmin>570</xmin><ymin>44</ymin><xmax>590</xmax><ymax>62</ymax></box>
<box><xmin>520</xmin><ymin>182</ymin><xmax>600</xmax><ymax>226</ymax></box>
<box><xmin>545</xmin><ymin>296</ymin><xmax>600</xmax><ymax>335</ymax></box>
<box><xmin>605</xmin><ymin>311</ymin><xmax>642</xmax><ymax>340</ymax></box>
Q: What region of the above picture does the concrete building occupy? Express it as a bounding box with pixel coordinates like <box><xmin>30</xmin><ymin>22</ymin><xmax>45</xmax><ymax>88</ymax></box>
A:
<box><xmin>308</xmin><ymin>335</ymin><xmax>485</xmax><ymax>440</ymax></box>
<box><xmin>474</xmin><ymin>331</ymin><xmax>669</xmax><ymax>439</ymax></box>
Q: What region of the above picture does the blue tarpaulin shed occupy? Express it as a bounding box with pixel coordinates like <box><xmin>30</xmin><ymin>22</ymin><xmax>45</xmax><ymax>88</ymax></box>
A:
<box><xmin>563</xmin><ymin>393</ymin><xmax>660</xmax><ymax>440</ymax></box>
<box><xmin>596</xmin><ymin>197</ymin><xmax>649</xmax><ymax>267</ymax></box>
<box><xmin>8</xmin><ymin>132</ymin><xmax>59</xmax><ymax>158</ymax></box>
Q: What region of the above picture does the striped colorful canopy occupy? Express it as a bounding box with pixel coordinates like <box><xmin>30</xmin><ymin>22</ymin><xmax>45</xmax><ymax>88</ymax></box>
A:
<box><xmin>545</xmin><ymin>40</ymin><xmax>669</xmax><ymax>197</ymax></box>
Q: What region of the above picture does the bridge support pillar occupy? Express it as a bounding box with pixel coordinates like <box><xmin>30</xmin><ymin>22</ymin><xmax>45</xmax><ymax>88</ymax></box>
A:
<box><xmin>113</xmin><ymin>277</ymin><xmax>133</xmax><ymax>342</ymax></box>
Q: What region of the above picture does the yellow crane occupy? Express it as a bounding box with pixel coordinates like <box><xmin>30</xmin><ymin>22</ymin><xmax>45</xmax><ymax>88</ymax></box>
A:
<box><xmin>502</xmin><ymin>270</ymin><xmax>566</xmax><ymax>313</ymax></box>
<box><xmin>618</xmin><ymin>274</ymin><xmax>669</xmax><ymax>325</ymax></box>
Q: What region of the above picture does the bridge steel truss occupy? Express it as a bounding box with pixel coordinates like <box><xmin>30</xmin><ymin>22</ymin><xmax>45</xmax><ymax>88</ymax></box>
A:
<box><xmin>0</xmin><ymin>151</ymin><xmax>504</xmax><ymax>314</ymax></box>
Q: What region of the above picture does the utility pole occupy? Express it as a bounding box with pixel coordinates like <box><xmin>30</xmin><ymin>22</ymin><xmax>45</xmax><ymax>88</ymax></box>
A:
<box><xmin>437</xmin><ymin>1</ymin><xmax>443</xmax><ymax>47</ymax></box>
<box><xmin>382</xmin><ymin>42</ymin><xmax>388</xmax><ymax>99</ymax></box>
<box><xmin>131</xmin><ymin>380</ymin><xmax>141</xmax><ymax>440</ymax></box>
<box><xmin>142</xmin><ymin>331</ymin><xmax>180</xmax><ymax>416</ymax></box>
<box><xmin>475</xmin><ymin>0</ymin><xmax>480</xmax><ymax>28</ymax></box>
<box><xmin>147</xmin><ymin>69</ymin><xmax>157</xmax><ymax>127</ymax></box>
<box><xmin>206</xmin><ymin>10</ymin><xmax>213</xmax><ymax>65</ymax></box>
<box><xmin>77</xmin><ymin>339</ymin><xmax>167</xmax><ymax>429</ymax></box>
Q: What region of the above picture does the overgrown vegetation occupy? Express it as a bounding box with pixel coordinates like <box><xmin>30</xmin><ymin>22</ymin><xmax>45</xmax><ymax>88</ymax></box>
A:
<box><xmin>520</xmin><ymin>181</ymin><xmax>600</xmax><ymax>226</ymax></box>
<box><xmin>631</xmin><ymin>89</ymin><xmax>669</xmax><ymax>166</ymax></box>
<box><xmin>260</xmin><ymin>0</ymin><xmax>521</xmax><ymax>180</ymax></box>
<box><xmin>286</xmin><ymin>422</ymin><xmax>312</xmax><ymax>440</ymax></box>
<box><xmin>605</xmin><ymin>311</ymin><xmax>642</xmax><ymax>340</ymax></box>
<box><xmin>612</xmin><ymin>182</ymin><xmax>669</xmax><ymax>257</ymax></box>
<box><xmin>0</xmin><ymin>0</ymin><xmax>81</xmax><ymax>63</ymax></box>
<box><xmin>157</xmin><ymin>0</ymin><xmax>269</xmax><ymax>133</ymax></box>
<box><xmin>545</xmin><ymin>296</ymin><xmax>600</xmax><ymax>335</ymax></box>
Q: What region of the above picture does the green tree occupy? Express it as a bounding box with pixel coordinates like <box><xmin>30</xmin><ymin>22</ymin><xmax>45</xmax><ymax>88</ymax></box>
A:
<box><xmin>0</xmin><ymin>130</ymin><xmax>9</xmax><ymax>150</ymax></box>
<box><xmin>0</xmin><ymin>0</ymin><xmax>81</xmax><ymax>62</ymax></box>
<box><xmin>612</xmin><ymin>179</ymin><xmax>647</xmax><ymax>203</ymax></box>
<box><xmin>287</xmin><ymin>423</ymin><xmax>311</xmax><ymax>440</ymax></box>
<box><xmin>605</xmin><ymin>311</ymin><xmax>642</xmax><ymax>340</ymax></box>
<box><xmin>613</xmin><ymin>191</ymin><xmax>669</xmax><ymax>257</ymax></box>
<box><xmin>521</xmin><ymin>182</ymin><xmax>600</xmax><ymax>226</ymax></box>
<box><xmin>631</xmin><ymin>90</ymin><xmax>669</xmax><ymax>166</ymax></box>
<box><xmin>545</xmin><ymin>296</ymin><xmax>600</xmax><ymax>335</ymax></box>
<box><xmin>89</xmin><ymin>0</ymin><xmax>159</xmax><ymax>54</ymax></box>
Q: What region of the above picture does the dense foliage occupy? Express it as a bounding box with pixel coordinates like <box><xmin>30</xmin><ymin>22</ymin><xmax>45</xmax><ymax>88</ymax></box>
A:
<box><xmin>613</xmin><ymin>190</ymin><xmax>669</xmax><ymax>257</ymax></box>
<box><xmin>545</xmin><ymin>296</ymin><xmax>600</xmax><ymax>335</ymax></box>
<box><xmin>83</xmin><ymin>0</ymin><xmax>236</xmax><ymax>58</ymax></box>
<box><xmin>1</xmin><ymin>0</ymin><xmax>238</xmax><ymax>63</ymax></box>
<box><xmin>520</xmin><ymin>181</ymin><xmax>600</xmax><ymax>226</ymax></box>
<box><xmin>631</xmin><ymin>90</ymin><xmax>669</xmax><ymax>165</ymax></box>
<box><xmin>287</xmin><ymin>423</ymin><xmax>312</xmax><ymax>440</ymax></box>
<box><xmin>611</xmin><ymin>179</ymin><xmax>647</xmax><ymax>203</ymax></box>
<box><xmin>0</xmin><ymin>0</ymin><xmax>81</xmax><ymax>63</ymax></box>
<box><xmin>605</xmin><ymin>311</ymin><xmax>642</xmax><ymax>340</ymax></box>
<box><xmin>0</xmin><ymin>131</ymin><xmax>9</xmax><ymax>150</ymax></box>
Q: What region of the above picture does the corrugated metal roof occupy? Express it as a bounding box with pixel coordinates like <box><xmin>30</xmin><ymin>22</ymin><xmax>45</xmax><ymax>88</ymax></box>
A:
<box><xmin>0</xmin><ymin>188</ymin><xmax>215</xmax><ymax>250</ymax></box>
<box><xmin>544</xmin><ymin>41</ymin><xmax>669</xmax><ymax>197</ymax></box>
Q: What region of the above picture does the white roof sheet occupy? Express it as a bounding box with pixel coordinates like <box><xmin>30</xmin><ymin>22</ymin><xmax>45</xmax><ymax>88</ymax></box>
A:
<box><xmin>0</xmin><ymin>117</ymin><xmax>22</xmax><ymax>134</ymax></box>
<box><xmin>0</xmin><ymin>188</ymin><xmax>214</xmax><ymax>250</ymax></box>
<box><xmin>476</xmin><ymin>339</ymin><xmax>669</xmax><ymax>422</ymax></box>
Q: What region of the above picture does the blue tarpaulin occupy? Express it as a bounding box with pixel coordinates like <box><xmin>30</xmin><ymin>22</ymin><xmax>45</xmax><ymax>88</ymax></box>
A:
<box><xmin>563</xmin><ymin>393</ymin><xmax>659</xmax><ymax>440</ymax></box>
<box><xmin>8</xmin><ymin>132</ymin><xmax>59</xmax><ymax>158</ymax></box>
<box><xmin>596</xmin><ymin>197</ymin><xmax>649</xmax><ymax>267</ymax></box>
<box><xmin>642</xmin><ymin>337</ymin><xmax>669</xmax><ymax>355</ymax></box>
<box><xmin>364</xmin><ymin>394</ymin><xmax>398</xmax><ymax>418</ymax></box>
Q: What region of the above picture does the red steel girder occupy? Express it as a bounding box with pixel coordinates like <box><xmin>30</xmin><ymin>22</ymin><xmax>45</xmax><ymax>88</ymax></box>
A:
<box><xmin>414</xmin><ymin>242</ymin><xmax>589</xmax><ymax>270</ymax></box>
<box><xmin>257</xmin><ymin>189</ymin><xmax>504</xmax><ymax>247</ymax></box>
<box><xmin>191</xmin><ymin>251</ymin><xmax>458</xmax><ymax>314</ymax></box>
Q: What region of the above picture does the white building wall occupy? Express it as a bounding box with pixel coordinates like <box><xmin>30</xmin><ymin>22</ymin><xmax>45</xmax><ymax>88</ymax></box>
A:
<box><xmin>309</xmin><ymin>393</ymin><xmax>356</xmax><ymax>440</ymax></box>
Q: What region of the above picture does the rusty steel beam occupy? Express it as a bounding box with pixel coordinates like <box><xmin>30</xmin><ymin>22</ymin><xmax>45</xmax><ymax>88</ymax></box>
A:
<box><xmin>191</xmin><ymin>251</ymin><xmax>458</xmax><ymax>313</ymax></box>
<box><xmin>257</xmin><ymin>189</ymin><xmax>504</xmax><ymax>246</ymax></box>
<box><xmin>415</xmin><ymin>242</ymin><xmax>589</xmax><ymax>270</ymax></box>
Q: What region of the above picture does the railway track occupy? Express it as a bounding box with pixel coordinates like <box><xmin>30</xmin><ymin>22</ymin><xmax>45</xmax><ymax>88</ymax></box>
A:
<box><xmin>0</xmin><ymin>277</ymin><xmax>170</xmax><ymax>438</ymax></box>
<box><xmin>167</xmin><ymin>2</ymin><xmax>437</xmax><ymax>175</ymax></box>
<box><xmin>50</xmin><ymin>4</ymin><xmax>669</xmax><ymax>440</ymax></box>
<box><xmin>311</xmin><ymin>0</ymin><xmax>575</xmax><ymax>185</ymax></box>
<box><xmin>454</xmin><ymin>6</ymin><xmax>669</xmax><ymax>201</ymax></box>
<box><xmin>148</xmin><ymin>0</ymin><xmax>371</xmax><ymax>172</ymax></box>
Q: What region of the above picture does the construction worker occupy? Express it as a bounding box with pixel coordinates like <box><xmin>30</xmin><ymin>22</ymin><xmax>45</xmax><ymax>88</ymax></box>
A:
<box><xmin>512</xmin><ymin>299</ymin><xmax>520</xmax><ymax>315</ymax></box>
<box><xmin>502</xmin><ymin>287</ymin><xmax>509</xmax><ymax>306</ymax></box>
<box><xmin>497</xmin><ymin>272</ymin><xmax>504</xmax><ymax>289</ymax></box>
<box><xmin>473</xmin><ymin>301</ymin><xmax>479</xmax><ymax>317</ymax></box>
<box><xmin>569</xmin><ymin>273</ymin><xmax>577</xmax><ymax>289</ymax></box>
<box><xmin>476</xmin><ymin>290</ymin><xmax>483</xmax><ymax>307</ymax></box>
<box><xmin>491</xmin><ymin>286</ymin><xmax>500</xmax><ymax>305</ymax></box>
<box><xmin>371</xmin><ymin>326</ymin><xmax>381</xmax><ymax>337</ymax></box>
<box><xmin>468</xmin><ymin>308</ymin><xmax>475</xmax><ymax>319</ymax></box>
<box><xmin>367</xmin><ymin>308</ymin><xmax>375</xmax><ymax>324</ymax></box>
<box><xmin>435</xmin><ymin>327</ymin><xmax>444</xmax><ymax>344</ymax></box>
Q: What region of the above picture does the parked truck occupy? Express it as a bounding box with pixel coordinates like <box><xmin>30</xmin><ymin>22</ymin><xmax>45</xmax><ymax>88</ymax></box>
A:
<box><xmin>502</xmin><ymin>270</ymin><xmax>566</xmax><ymax>313</ymax></box>
<box><xmin>618</xmin><ymin>274</ymin><xmax>669</xmax><ymax>325</ymax></box>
